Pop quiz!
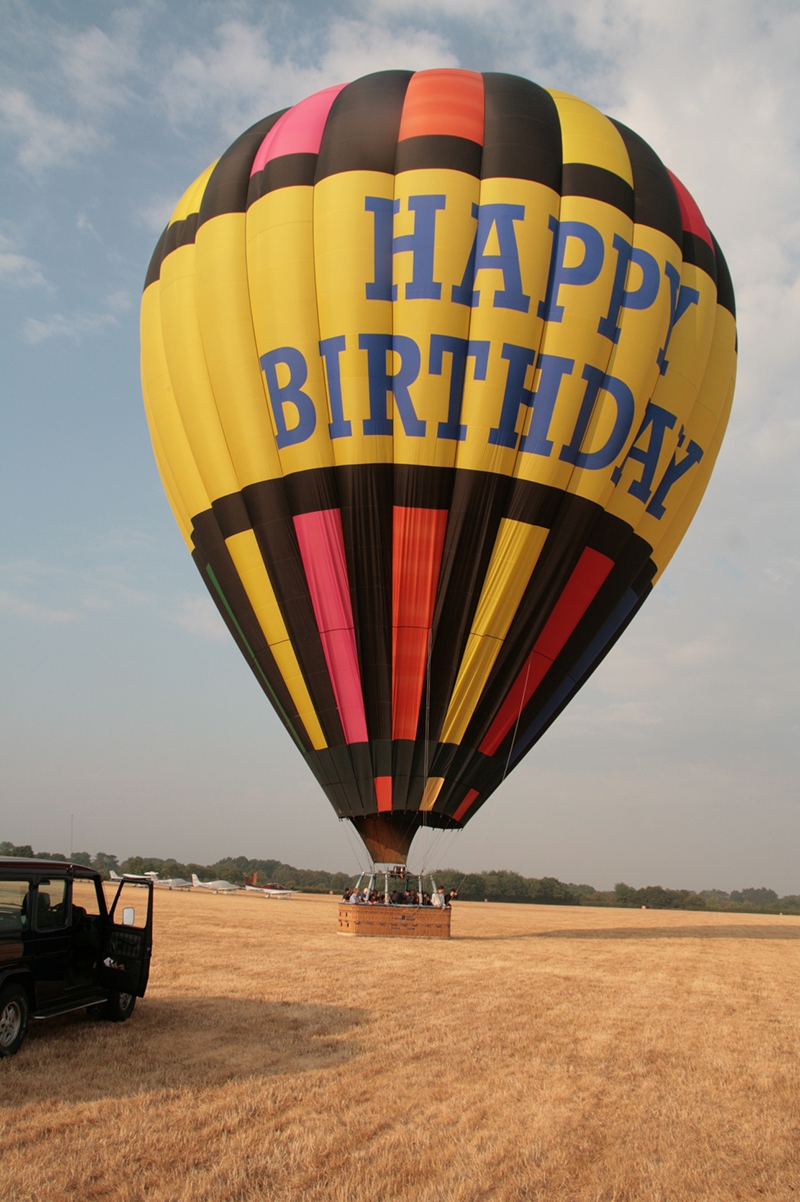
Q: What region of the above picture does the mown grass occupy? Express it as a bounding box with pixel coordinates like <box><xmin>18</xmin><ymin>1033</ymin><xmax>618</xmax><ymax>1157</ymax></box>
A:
<box><xmin>2</xmin><ymin>889</ymin><xmax>799</xmax><ymax>1200</ymax></box>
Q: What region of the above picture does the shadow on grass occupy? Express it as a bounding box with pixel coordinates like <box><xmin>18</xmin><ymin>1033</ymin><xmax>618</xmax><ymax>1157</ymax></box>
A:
<box><xmin>0</xmin><ymin>997</ymin><xmax>367</xmax><ymax>1104</ymax></box>
<box><xmin>461</xmin><ymin>924</ymin><xmax>800</xmax><ymax>942</ymax></box>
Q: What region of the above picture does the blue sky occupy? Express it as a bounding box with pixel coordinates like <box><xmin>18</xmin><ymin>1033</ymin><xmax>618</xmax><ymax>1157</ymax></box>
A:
<box><xmin>2</xmin><ymin>0</ymin><xmax>799</xmax><ymax>890</ymax></box>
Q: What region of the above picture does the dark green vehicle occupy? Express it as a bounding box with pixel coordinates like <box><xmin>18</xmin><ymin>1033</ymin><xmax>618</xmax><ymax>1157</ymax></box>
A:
<box><xmin>0</xmin><ymin>858</ymin><xmax>154</xmax><ymax>1057</ymax></box>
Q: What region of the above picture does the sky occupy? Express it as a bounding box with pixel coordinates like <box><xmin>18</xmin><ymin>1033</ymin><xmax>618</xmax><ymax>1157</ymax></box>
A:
<box><xmin>1</xmin><ymin>0</ymin><xmax>799</xmax><ymax>891</ymax></box>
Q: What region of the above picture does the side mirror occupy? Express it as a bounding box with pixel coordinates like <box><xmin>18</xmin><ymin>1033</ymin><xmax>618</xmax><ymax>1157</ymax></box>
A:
<box><xmin>122</xmin><ymin>906</ymin><xmax>135</xmax><ymax>927</ymax></box>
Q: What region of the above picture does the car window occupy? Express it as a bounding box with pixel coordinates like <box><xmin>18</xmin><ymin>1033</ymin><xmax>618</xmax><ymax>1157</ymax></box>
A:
<box><xmin>72</xmin><ymin>878</ymin><xmax>102</xmax><ymax>918</ymax></box>
<box><xmin>35</xmin><ymin>879</ymin><xmax>69</xmax><ymax>931</ymax></box>
<box><xmin>0</xmin><ymin>880</ymin><xmax>30</xmax><ymax>933</ymax></box>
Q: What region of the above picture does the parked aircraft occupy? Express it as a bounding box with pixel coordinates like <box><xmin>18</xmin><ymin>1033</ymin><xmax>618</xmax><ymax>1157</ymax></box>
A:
<box><xmin>109</xmin><ymin>870</ymin><xmax>147</xmax><ymax>887</ymax></box>
<box><xmin>191</xmin><ymin>873</ymin><xmax>240</xmax><ymax>894</ymax></box>
<box><xmin>143</xmin><ymin>871</ymin><xmax>191</xmax><ymax>890</ymax></box>
<box><xmin>244</xmin><ymin>872</ymin><xmax>294</xmax><ymax>899</ymax></box>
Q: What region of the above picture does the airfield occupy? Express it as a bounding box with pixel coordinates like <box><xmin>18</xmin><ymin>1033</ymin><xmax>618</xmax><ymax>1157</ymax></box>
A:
<box><xmin>2</xmin><ymin>889</ymin><xmax>799</xmax><ymax>1201</ymax></box>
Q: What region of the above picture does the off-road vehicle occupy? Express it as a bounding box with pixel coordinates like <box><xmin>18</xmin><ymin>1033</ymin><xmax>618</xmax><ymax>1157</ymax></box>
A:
<box><xmin>0</xmin><ymin>858</ymin><xmax>153</xmax><ymax>1057</ymax></box>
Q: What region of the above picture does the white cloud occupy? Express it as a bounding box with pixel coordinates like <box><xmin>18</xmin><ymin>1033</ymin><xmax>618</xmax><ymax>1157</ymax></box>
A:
<box><xmin>669</xmin><ymin>637</ymin><xmax>728</xmax><ymax>668</ymax></box>
<box><xmin>0</xmin><ymin>234</ymin><xmax>47</xmax><ymax>288</ymax></box>
<box><xmin>105</xmin><ymin>290</ymin><xmax>132</xmax><ymax>312</ymax></box>
<box><xmin>158</xmin><ymin>16</ymin><xmax>456</xmax><ymax>138</ymax></box>
<box><xmin>0</xmin><ymin>87</ymin><xmax>105</xmax><ymax>171</ymax></box>
<box><xmin>0</xmin><ymin>589</ymin><xmax>77</xmax><ymax>624</ymax></box>
<box><xmin>138</xmin><ymin>196</ymin><xmax>179</xmax><ymax>234</ymax></box>
<box><xmin>57</xmin><ymin>15</ymin><xmax>141</xmax><ymax>115</ymax></box>
<box><xmin>158</xmin><ymin>20</ymin><xmax>291</xmax><ymax>134</ymax></box>
<box><xmin>321</xmin><ymin>18</ymin><xmax>456</xmax><ymax>80</ymax></box>
<box><xmin>22</xmin><ymin>311</ymin><xmax>118</xmax><ymax>344</ymax></box>
<box><xmin>177</xmin><ymin>596</ymin><xmax>228</xmax><ymax>642</ymax></box>
<box><xmin>0</xmin><ymin>555</ymin><xmax>156</xmax><ymax>625</ymax></box>
<box><xmin>551</xmin><ymin>698</ymin><xmax>662</xmax><ymax>735</ymax></box>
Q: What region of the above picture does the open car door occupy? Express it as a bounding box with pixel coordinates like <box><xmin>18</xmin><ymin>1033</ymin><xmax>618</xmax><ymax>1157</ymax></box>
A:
<box><xmin>97</xmin><ymin>876</ymin><xmax>153</xmax><ymax>998</ymax></box>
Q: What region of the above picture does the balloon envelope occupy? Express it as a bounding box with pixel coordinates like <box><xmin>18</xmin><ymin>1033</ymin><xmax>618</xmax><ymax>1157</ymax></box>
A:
<box><xmin>141</xmin><ymin>70</ymin><xmax>736</xmax><ymax>863</ymax></box>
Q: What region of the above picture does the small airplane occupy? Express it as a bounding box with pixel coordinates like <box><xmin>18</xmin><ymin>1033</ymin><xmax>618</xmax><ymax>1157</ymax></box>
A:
<box><xmin>191</xmin><ymin>873</ymin><xmax>240</xmax><ymax>893</ymax></box>
<box><xmin>243</xmin><ymin>872</ymin><xmax>295</xmax><ymax>898</ymax></box>
<box><xmin>109</xmin><ymin>870</ymin><xmax>148</xmax><ymax>887</ymax></box>
<box><xmin>143</xmin><ymin>871</ymin><xmax>191</xmax><ymax>890</ymax></box>
<box><xmin>110</xmin><ymin>869</ymin><xmax>190</xmax><ymax>889</ymax></box>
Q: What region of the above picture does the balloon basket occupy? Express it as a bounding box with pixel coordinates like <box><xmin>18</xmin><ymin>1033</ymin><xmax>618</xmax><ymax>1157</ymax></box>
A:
<box><xmin>337</xmin><ymin>867</ymin><xmax>452</xmax><ymax>938</ymax></box>
<box><xmin>338</xmin><ymin>902</ymin><xmax>451</xmax><ymax>939</ymax></box>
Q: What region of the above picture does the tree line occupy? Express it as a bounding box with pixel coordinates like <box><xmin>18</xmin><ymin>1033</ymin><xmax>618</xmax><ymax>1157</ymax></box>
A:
<box><xmin>2</xmin><ymin>841</ymin><xmax>798</xmax><ymax>915</ymax></box>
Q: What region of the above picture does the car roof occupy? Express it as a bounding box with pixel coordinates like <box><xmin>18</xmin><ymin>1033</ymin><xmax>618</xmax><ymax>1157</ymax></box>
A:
<box><xmin>0</xmin><ymin>857</ymin><xmax>100</xmax><ymax>880</ymax></box>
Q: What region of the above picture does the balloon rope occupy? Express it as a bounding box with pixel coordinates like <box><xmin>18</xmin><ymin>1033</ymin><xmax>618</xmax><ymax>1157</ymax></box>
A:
<box><xmin>501</xmin><ymin>656</ymin><xmax>532</xmax><ymax>786</ymax></box>
<box><xmin>419</xmin><ymin>625</ymin><xmax>434</xmax><ymax>866</ymax></box>
<box><xmin>453</xmin><ymin>656</ymin><xmax>533</xmax><ymax>892</ymax></box>
<box><xmin>341</xmin><ymin>817</ymin><xmax>370</xmax><ymax>876</ymax></box>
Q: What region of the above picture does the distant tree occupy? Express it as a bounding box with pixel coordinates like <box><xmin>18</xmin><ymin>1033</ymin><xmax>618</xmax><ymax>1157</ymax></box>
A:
<box><xmin>528</xmin><ymin>876</ymin><xmax>579</xmax><ymax>905</ymax></box>
<box><xmin>0</xmin><ymin>843</ymin><xmax>34</xmax><ymax>858</ymax></box>
<box><xmin>581</xmin><ymin>891</ymin><xmax>614</xmax><ymax>906</ymax></box>
<box><xmin>741</xmin><ymin>887</ymin><xmax>778</xmax><ymax>905</ymax></box>
<box><xmin>210</xmin><ymin>859</ymin><xmax>245</xmax><ymax>885</ymax></box>
<box><xmin>187</xmin><ymin>863</ymin><xmax>214</xmax><ymax>882</ymax></box>
<box><xmin>569</xmin><ymin>883</ymin><xmax>598</xmax><ymax>898</ymax></box>
<box><xmin>613</xmin><ymin>882</ymin><xmax>706</xmax><ymax>910</ymax></box>
<box><xmin>92</xmin><ymin>852</ymin><xmax>120</xmax><ymax>879</ymax></box>
<box><xmin>161</xmin><ymin>859</ymin><xmax>189</xmax><ymax>879</ymax></box>
<box><xmin>122</xmin><ymin>856</ymin><xmax>147</xmax><ymax>876</ymax></box>
<box><xmin>72</xmin><ymin>851</ymin><xmax>92</xmax><ymax>867</ymax></box>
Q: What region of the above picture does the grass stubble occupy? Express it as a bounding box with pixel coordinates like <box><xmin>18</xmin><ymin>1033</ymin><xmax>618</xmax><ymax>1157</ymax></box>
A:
<box><xmin>1</xmin><ymin>888</ymin><xmax>799</xmax><ymax>1201</ymax></box>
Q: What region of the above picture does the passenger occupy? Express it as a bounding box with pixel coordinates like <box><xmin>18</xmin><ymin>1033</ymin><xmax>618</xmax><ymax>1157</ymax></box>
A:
<box><xmin>431</xmin><ymin>886</ymin><xmax>445</xmax><ymax>908</ymax></box>
<box><xmin>347</xmin><ymin>887</ymin><xmax>361</xmax><ymax>903</ymax></box>
<box><xmin>446</xmin><ymin>889</ymin><xmax>458</xmax><ymax>906</ymax></box>
<box><xmin>389</xmin><ymin>889</ymin><xmax>404</xmax><ymax>905</ymax></box>
<box><xmin>342</xmin><ymin>884</ymin><xmax>352</xmax><ymax>901</ymax></box>
<box><xmin>422</xmin><ymin>892</ymin><xmax>432</xmax><ymax>906</ymax></box>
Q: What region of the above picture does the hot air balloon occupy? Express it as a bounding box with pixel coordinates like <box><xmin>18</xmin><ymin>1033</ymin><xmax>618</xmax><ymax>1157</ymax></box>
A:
<box><xmin>141</xmin><ymin>70</ymin><xmax>737</xmax><ymax>866</ymax></box>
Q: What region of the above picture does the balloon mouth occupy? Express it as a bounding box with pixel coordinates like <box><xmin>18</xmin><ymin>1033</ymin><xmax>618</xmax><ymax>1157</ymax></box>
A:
<box><xmin>351</xmin><ymin>813</ymin><xmax>452</xmax><ymax>866</ymax></box>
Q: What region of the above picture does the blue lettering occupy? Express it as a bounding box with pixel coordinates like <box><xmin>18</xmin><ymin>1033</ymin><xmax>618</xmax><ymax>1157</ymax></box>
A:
<box><xmin>657</xmin><ymin>262</ymin><xmax>700</xmax><ymax>375</ymax></box>
<box><xmin>598</xmin><ymin>242</ymin><xmax>661</xmax><ymax>343</ymax></box>
<box><xmin>538</xmin><ymin>216</ymin><xmax>605</xmax><ymax>324</ymax></box>
<box><xmin>488</xmin><ymin>344</ymin><xmax>536</xmax><ymax>449</ymax></box>
<box><xmin>319</xmin><ymin>335</ymin><xmax>350</xmax><ymax>439</ymax></box>
<box><xmin>429</xmin><ymin>335</ymin><xmax>490</xmax><ymax>441</ymax></box>
<box><xmin>559</xmin><ymin>364</ymin><xmax>636</xmax><ymax>470</ymax></box>
<box><xmin>452</xmin><ymin>203</ymin><xmax>530</xmax><ymax>312</ymax></box>
<box><xmin>646</xmin><ymin>434</ymin><xmax>703</xmax><ymax>518</ymax></box>
<box><xmin>359</xmin><ymin>334</ymin><xmax>424</xmax><ymax>437</ymax></box>
<box><xmin>260</xmin><ymin>347</ymin><xmax>317</xmax><ymax>449</ymax></box>
<box><xmin>613</xmin><ymin>402</ymin><xmax>676</xmax><ymax>500</ymax></box>
<box><xmin>365</xmin><ymin>197</ymin><xmax>394</xmax><ymax>301</ymax></box>
<box><xmin>520</xmin><ymin>354</ymin><xmax>575</xmax><ymax>457</ymax></box>
<box><xmin>392</xmin><ymin>195</ymin><xmax>446</xmax><ymax>300</ymax></box>
<box><xmin>366</xmin><ymin>194</ymin><xmax>446</xmax><ymax>301</ymax></box>
<box><xmin>597</xmin><ymin>235</ymin><xmax>632</xmax><ymax>342</ymax></box>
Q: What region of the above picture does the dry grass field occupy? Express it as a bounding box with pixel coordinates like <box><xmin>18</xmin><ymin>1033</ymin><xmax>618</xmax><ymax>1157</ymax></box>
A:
<box><xmin>2</xmin><ymin>888</ymin><xmax>800</xmax><ymax>1201</ymax></box>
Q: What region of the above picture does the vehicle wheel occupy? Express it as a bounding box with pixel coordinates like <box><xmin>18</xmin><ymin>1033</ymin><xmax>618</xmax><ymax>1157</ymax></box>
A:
<box><xmin>100</xmin><ymin>992</ymin><xmax>136</xmax><ymax>1023</ymax></box>
<box><xmin>0</xmin><ymin>985</ymin><xmax>29</xmax><ymax>1057</ymax></box>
